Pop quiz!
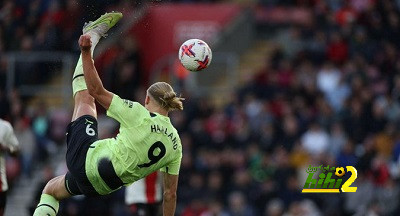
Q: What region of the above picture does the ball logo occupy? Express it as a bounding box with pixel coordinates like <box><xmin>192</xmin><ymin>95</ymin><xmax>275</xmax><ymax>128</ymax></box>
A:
<box><xmin>195</xmin><ymin>55</ymin><xmax>210</xmax><ymax>71</ymax></box>
<box><xmin>335</xmin><ymin>167</ymin><xmax>345</xmax><ymax>177</ymax></box>
<box><xmin>181</xmin><ymin>43</ymin><xmax>196</xmax><ymax>58</ymax></box>
<box><xmin>302</xmin><ymin>165</ymin><xmax>357</xmax><ymax>193</ymax></box>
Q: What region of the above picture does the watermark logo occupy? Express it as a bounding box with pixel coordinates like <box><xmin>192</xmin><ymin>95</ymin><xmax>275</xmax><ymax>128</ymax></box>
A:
<box><xmin>301</xmin><ymin>165</ymin><xmax>357</xmax><ymax>193</ymax></box>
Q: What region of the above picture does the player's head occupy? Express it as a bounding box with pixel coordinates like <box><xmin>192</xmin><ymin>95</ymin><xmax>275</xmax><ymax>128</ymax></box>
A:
<box><xmin>145</xmin><ymin>82</ymin><xmax>184</xmax><ymax>113</ymax></box>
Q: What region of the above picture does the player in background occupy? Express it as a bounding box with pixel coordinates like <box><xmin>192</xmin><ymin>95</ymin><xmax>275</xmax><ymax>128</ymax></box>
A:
<box><xmin>0</xmin><ymin>119</ymin><xmax>20</xmax><ymax>216</ymax></box>
<box><xmin>33</xmin><ymin>12</ymin><xmax>183</xmax><ymax>216</ymax></box>
<box><xmin>125</xmin><ymin>171</ymin><xmax>163</xmax><ymax>216</ymax></box>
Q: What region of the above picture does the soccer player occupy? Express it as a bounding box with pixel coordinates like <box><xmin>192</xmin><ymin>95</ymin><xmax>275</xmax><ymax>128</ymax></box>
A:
<box><xmin>125</xmin><ymin>172</ymin><xmax>163</xmax><ymax>216</ymax></box>
<box><xmin>0</xmin><ymin>118</ymin><xmax>20</xmax><ymax>216</ymax></box>
<box><xmin>33</xmin><ymin>12</ymin><xmax>183</xmax><ymax>216</ymax></box>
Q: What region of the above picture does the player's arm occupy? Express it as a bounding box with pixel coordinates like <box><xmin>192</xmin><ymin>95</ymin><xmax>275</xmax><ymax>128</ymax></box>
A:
<box><xmin>79</xmin><ymin>34</ymin><xmax>113</xmax><ymax>109</ymax></box>
<box><xmin>162</xmin><ymin>173</ymin><xmax>178</xmax><ymax>216</ymax></box>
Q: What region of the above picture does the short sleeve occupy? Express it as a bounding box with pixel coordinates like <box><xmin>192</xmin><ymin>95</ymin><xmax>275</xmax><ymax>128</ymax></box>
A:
<box><xmin>160</xmin><ymin>152</ymin><xmax>182</xmax><ymax>175</ymax></box>
<box><xmin>3</xmin><ymin>122</ymin><xmax>19</xmax><ymax>153</ymax></box>
<box><xmin>106</xmin><ymin>94</ymin><xmax>149</xmax><ymax>127</ymax></box>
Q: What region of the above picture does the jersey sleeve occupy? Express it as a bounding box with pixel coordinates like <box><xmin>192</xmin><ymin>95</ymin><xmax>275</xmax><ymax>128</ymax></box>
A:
<box><xmin>106</xmin><ymin>94</ymin><xmax>149</xmax><ymax>127</ymax></box>
<box><xmin>2</xmin><ymin>122</ymin><xmax>19</xmax><ymax>153</ymax></box>
<box><xmin>160</xmin><ymin>151</ymin><xmax>182</xmax><ymax>175</ymax></box>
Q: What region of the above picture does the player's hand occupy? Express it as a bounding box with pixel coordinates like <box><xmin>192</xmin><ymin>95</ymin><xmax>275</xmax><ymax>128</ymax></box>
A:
<box><xmin>79</xmin><ymin>34</ymin><xmax>92</xmax><ymax>53</ymax></box>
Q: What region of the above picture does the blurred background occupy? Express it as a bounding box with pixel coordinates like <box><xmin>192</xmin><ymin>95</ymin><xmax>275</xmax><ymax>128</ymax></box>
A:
<box><xmin>1</xmin><ymin>0</ymin><xmax>400</xmax><ymax>215</ymax></box>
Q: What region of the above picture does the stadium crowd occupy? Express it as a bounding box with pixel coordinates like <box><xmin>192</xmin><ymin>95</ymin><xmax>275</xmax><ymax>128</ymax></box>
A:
<box><xmin>1</xmin><ymin>0</ymin><xmax>400</xmax><ymax>216</ymax></box>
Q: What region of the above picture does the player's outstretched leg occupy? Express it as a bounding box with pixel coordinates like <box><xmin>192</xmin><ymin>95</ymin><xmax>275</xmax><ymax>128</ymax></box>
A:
<box><xmin>71</xmin><ymin>11</ymin><xmax>122</xmax><ymax>121</ymax></box>
<box><xmin>33</xmin><ymin>12</ymin><xmax>122</xmax><ymax>216</ymax></box>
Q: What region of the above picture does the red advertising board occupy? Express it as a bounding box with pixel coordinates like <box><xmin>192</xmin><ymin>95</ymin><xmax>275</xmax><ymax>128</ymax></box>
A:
<box><xmin>127</xmin><ymin>3</ymin><xmax>241</xmax><ymax>83</ymax></box>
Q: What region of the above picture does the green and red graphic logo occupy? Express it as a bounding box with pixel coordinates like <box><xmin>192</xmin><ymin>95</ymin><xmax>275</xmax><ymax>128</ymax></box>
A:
<box><xmin>302</xmin><ymin>165</ymin><xmax>357</xmax><ymax>193</ymax></box>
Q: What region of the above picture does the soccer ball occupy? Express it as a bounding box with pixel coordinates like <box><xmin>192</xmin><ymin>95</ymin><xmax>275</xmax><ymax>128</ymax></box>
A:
<box><xmin>178</xmin><ymin>39</ymin><xmax>212</xmax><ymax>72</ymax></box>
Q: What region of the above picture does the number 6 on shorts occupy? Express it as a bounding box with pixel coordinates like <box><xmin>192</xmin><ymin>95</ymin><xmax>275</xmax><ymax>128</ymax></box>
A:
<box><xmin>86</xmin><ymin>124</ymin><xmax>95</xmax><ymax>136</ymax></box>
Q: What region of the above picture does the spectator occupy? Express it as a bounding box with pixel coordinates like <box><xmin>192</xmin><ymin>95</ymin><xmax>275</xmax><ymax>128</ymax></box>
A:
<box><xmin>327</xmin><ymin>122</ymin><xmax>347</xmax><ymax>157</ymax></box>
<box><xmin>14</xmin><ymin>118</ymin><xmax>35</xmax><ymax>177</ymax></box>
<box><xmin>227</xmin><ymin>191</ymin><xmax>255</xmax><ymax>216</ymax></box>
<box><xmin>201</xmin><ymin>201</ymin><xmax>229</xmax><ymax>216</ymax></box>
<box><xmin>316</xmin><ymin>61</ymin><xmax>341</xmax><ymax>97</ymax></box>
<box><xmin>265</xmin><ymin>198</ymin><xmax>284</xmax><ymax>216</ymax></box>
<box><xmin>301</xmin><ymin>122</ymin><xmax>329</xmax><ymax>155</ymax></box>
<box><xmin>31</xmin><ymin>103</ymin><xmax>50</xmax><ymax>163</ymax></box>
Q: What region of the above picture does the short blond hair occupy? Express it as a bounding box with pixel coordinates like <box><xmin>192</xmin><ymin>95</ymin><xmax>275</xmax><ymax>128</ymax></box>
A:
<box><xmin>147</xmin><ymin>82</ymin><xmax>184</xmax><ymax>112</ymax></box>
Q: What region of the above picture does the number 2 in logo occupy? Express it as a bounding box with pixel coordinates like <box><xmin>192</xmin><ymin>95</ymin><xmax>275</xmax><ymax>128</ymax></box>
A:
<box><xmin>341</xmin><ymin>166</ymin><xmax>357</xmax><ymax>192</ymax></box>
<box><xmin>138</xmin><ymin>141</ymin><xmax>166</xmax><ymax>168</ymax></box>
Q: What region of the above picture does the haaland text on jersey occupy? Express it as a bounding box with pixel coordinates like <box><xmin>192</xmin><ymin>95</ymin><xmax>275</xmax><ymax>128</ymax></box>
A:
<box><xmin>150</xmin><ymin>124</ymin><xmax>179</xmax><ymax>150</ymax></box>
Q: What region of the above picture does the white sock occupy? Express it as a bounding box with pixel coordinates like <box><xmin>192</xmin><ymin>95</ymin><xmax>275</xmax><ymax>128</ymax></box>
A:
<box><xmin>88</xmin><ymin>32</ymin><xmax>101</xmax><ymax>56</ymax></box>
<box><xmin>72</xmin><ymin>32</ymin><xmax>101</xmax><ymax>96</ymax></box>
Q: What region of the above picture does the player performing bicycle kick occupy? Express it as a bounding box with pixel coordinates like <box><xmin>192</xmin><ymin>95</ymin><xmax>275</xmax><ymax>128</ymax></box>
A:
<box><xmin>33</xmin><ymin>12</ymin><xmax>183</xmax><ymax>216</ymax></box>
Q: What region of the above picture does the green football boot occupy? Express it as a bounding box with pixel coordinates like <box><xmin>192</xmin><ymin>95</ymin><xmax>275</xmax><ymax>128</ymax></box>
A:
<box><xmin>83</xmin><ymin>12</ymin><xmax>123</xmax><ymax>37</ymax></box>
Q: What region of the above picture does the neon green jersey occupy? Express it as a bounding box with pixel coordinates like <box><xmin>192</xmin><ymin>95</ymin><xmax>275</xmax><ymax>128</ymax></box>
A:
<box><xmin>85</xmin><ymin>94</ymin><xmax>182</xmax><ymax>195</ymax></box>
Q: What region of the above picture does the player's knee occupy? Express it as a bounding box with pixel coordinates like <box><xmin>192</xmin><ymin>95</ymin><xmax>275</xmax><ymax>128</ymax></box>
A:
<box><xmin>42</xmin><ymin>179</ymin><xmax>56</xmax><ymax>197</ymax></box>
<box><xmin>42</xmin><ymin>178</ymin><xmax>62</xmax><ymax>200</ymax></box>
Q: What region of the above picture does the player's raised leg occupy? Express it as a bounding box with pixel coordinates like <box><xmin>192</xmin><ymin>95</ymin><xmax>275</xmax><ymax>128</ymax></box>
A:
<box><xmin>33</xmin><ymin>12</ymin><xmax>122</xmax><ymax>216</ymax></box>
<box><xmin>72</xmin><ymin>12</ymin><xmax>123</xmax><ymax>121</ymax></box>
